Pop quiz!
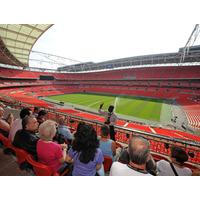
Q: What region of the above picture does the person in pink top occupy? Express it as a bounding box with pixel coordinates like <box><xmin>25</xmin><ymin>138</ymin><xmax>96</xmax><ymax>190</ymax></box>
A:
<box><xmin>37</xmin><ymin>120</ymin><xmax>69</xmax><ymax>173</ymax></box>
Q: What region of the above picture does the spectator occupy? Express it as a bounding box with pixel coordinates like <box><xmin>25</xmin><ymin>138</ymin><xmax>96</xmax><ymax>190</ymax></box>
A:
<box><xmin>157</xmin><ymin>146</ymin><xmax>192</xmax><ymax>176</ymax></box>
<box><xmin>118</xmin><ymin>146</ymin><xmax>157</xmax><ymax>175</ymax></box>
<box><xmin>99</xmin><ymin>125</ymin><xmax>116</xmax><ymax>161</ymax></box>
<box><xmin>110</xmin><ymin>136</ymin><xmax>152</xmax><ymax>176</ymax></box>
<box><xmin>37</xmin><ymin>110</ymin><xmax>48</xmax><ymax>125</ymax></box>
<box><xmin>0</xmin><ymin>106</ymin><xmax>14</xmax><ymax>137</ymax></box>
<box><xmin>57</xmin><ymin>116</ymin><xmax>74</xmax><ymax>143</ymax></box>
<box><xmin>33</xmin><ymin>107</ymin><xmax>39</xmax><ymax>118</ymax></box>
<box><xmin>98</xmin><ymin>103</ymin><xmax>117</xmax><ymax>141</ymax></box>
<box><xmin>37</xmin><ymin>120</ymin><xmax>69</xmax><ymax>173</ymax></box>
<box><xmin>13</xmin><ymin>115</ymin><xmax>39</xmax><ymax>156</ymax></box>
<box><xmin>9</xmin><ymin>107</ymin><xmax>32</xmax><ymax>142</ymax></box>
<box><xmin>68</xmin><ymin>124</ymin><xmax>104</xmax><ymax>176</ymax></box>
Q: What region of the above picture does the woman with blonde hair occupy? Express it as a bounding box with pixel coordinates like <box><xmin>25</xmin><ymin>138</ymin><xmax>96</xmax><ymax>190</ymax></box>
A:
<box><xmin>37</xmin><ymin>120</ymin><xmax>69</xmax><ymax>173</ymax></box>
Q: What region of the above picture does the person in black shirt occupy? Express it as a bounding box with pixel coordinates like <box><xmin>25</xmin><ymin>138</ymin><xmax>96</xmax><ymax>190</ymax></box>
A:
<box><xmin>13</xmin><ymin>115</ymin><xmax>39</xmax><ymax>156</ymax></box>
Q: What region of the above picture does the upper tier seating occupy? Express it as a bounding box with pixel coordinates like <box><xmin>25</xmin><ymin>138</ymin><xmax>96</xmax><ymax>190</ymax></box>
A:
<box><xmin>1</xmin><ymin>65</ymin><xmax>200</xmax><ymax>80</ymax></box>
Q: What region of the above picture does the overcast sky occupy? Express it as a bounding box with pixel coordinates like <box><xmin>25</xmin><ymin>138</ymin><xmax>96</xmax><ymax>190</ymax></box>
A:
<box><xmin>30</xmin><ymin>23</ymin><xmax>199</xmax><ymax>68</ymax></box>
<box><xmin>1</xmin><ymin>0</ymin><xmax>200</xmax><ymax>69</ymax></box>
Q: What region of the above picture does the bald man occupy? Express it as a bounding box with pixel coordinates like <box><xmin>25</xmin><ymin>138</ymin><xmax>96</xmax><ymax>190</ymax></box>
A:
<box><xmin>110</xmin><ymin>136</ymin><xmax>152</xmax><ymax>176</ymax></box>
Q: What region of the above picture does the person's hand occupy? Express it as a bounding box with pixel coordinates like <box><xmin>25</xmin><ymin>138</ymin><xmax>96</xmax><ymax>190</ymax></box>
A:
<box><xmin>61</xmin><ymin>143</ymin><xmax>68</xmax><ymax>150</ymax></box>
<box><xmin>7</xmin><ymin>113</ymin><xmax>14</xmax><ymax>124</ymax></box>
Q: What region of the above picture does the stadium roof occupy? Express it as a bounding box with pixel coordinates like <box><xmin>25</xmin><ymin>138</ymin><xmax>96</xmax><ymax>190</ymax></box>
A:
<box><xmin>0</xmin><ymin>24</ymin><xmax>53</xmax><ymax>67</ymax></box>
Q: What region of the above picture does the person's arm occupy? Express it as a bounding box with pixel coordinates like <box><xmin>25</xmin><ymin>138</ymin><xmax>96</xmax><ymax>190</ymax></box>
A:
<box><xmin>111</xmin><ymin>141</ymin><xmax>116</xmax><ymax>156</ymax></box>
<box><xmin>96</xmin><ymin>149</ymin><xmax>104</xmax><ymax>171</ymax></box>
<box><xmin>59</xmin><ymin>144</ymin><xmax>74</xmax><ymax>163</ymax></box>
<box><xmin>6</xmin><ymin>113</ymin><xmax>14</xmax><ymax>126</ymax></box>
<box><xmin>59</xmin><ymin>143</ymin><xmax>67</xmax><ymax>163</ymax></box>
<box><xmin>0</xmin><ymin>119</ymin><xmax>10</xmax><ymax>132</ymax></box>
<box><xmin>96</xmin><ymin>164</ymin><xmax>102</xmax><ymax>171</ymax></box>
<box><xmin>98</xmin><ymin>103</ymin><xmax>107</xmax><ymax>115</ymax></box>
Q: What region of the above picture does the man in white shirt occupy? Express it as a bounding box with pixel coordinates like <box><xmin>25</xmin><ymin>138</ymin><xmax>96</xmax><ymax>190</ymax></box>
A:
<box><xmin>98</xmin><ymin>103</ymin><xmax>117</xmax><ymax>141</ymax></box>
<box><xmin>9</xmin><ymin>107</ymin><xmax>32</xmax><ymax>142</ymax></box>
<box><xmin>110</xmin><ymin>136</ymin><xmax>152</xmax><ymax>176</ymax></box>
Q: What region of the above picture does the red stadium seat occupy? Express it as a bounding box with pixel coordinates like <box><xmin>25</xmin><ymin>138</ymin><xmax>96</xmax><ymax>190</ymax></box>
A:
<box><xmin>26</xmin><ymin>154</ymin><xmax>59</xmax><ymax>176</ymax></box>
<box><xmin>26</xmin><ymin>155</ymin><xmax>69</xmax><ymax>176</ymax></box>
<box><xmin>0</xmin><ymin>133</ymin><xmax>10</xmax><ymax>147</ymax></box>
<box><xmin>11</xmin><ymin>146</ymin><xmax>31</xmax><ymax>165</ymax></box>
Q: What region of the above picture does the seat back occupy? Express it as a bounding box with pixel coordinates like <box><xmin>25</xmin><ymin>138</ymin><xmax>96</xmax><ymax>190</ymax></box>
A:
<box><xmin>103</xmin><ymin>156</ymin><xmax>113</xmax><ymax>172</ymax></box>
<box><xmin>0</xmin><ymin>133</ymin><xmax>10</xmax><ymax>147</ymax></box>
<box><xmin>26</xmin><ymin>155</ymin><xmax>57</xmax><ymax>176</ymax></box>
<box><xmin>11</xmin><ymin>146</ymin><xmax>30</xmax><ymax>164</ymax></box>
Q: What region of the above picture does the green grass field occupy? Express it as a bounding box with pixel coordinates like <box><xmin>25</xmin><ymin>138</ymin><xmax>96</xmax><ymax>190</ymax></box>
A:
<box><xmin>47</xmin><ymin>93</ymin><xmax>164</xmax><ymax>121</ymax></box>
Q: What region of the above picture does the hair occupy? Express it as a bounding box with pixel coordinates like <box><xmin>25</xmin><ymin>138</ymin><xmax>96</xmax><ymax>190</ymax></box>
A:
<box><xmin>76</xmin><ymin>121</ymin><xmax>86</xmax><ymax>132</ymax></box>
<box><xmin>58</xmin><ymin>116</ymin><xmax>65</xmax><ymax>125</ymax></box>
<box><xmin>22</xmin><ymin>115</ymin><xmax>35</xmax><ymax>130</ymax></box>
<box><xmin>38</xmin><ymin>120</ymin><xmax>57</xmax><ymax>141</ymax></box>
<box><xmin>72</xmin><ymin>124</ymin><xmax>99</xmax><ymax>164</ymax></box>
<box><xmin>118</xmin><ymin>148</ymin><xmax>129</xmax><ymax>164</ymax></box>
<box><xmin>171</xmin><ymin>146</ymin><xmax>188</xmax><ymax>164</ymax></box>
<box><xmin>34</xmin><ymin>107</ymin><xmax>39</xmax><ymax>112</ymax></box>
<box><xmin>38</xmin><ymin>110</ymin><xmax>47</xmax><ymax>117</ymax></box>
<box><xmin>108</xmin><ymin>105</ymin><xmax>114</xmax><ymax>113</ymax></box>
<box><xmin>128</xmin><ymin>136</ymin><xmax>150</xmax><ymax>165</ymax></box>
<box><xmin>101</xmin><ymin>125</ymin><xmax>110</xmax><ymax>137</ymax></box>
<box><xmin>20</xmin><ymin>107</ymin><xmax>32</xmax><ymax>119</ymax></box>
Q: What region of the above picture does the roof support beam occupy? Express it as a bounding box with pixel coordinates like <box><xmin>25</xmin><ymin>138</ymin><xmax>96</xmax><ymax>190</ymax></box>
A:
<box><xmin>23</xmin><ymin>24</ymin><xmax>44</xmax><ymax>32</ymax></box>
<box><xmin>5</xmin><ymin>45</ymin><xmax>30</xmax><ymax>51</ymax></box>
<box><xmin>0</xmin><ymin>37</ymin><xmax>33</xmax><ymax>45</ymax></box>
<box><xmin>0</xmin><ymin>26</ymin><xmax>37</xmax><ymax>40</ymax></box>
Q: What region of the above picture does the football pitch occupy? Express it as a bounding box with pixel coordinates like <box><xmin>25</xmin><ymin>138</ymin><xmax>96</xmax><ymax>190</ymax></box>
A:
<box><xmin>46</xmin><ymin>93</ymin><xmax>165</xmax><ymax>122</ymax></box>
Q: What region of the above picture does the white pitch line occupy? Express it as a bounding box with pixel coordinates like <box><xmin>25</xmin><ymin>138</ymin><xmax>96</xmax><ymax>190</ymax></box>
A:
<box><xmin>114</xmin><ymin>97</ymin><xmax>119</xmax><ymax>110</ymax></box>
<box><xmin>88</xmin><ymin>100</ymin><xmax>102</xmax><ymax>107</ymax></box>
<box><xmin>149</xmin><ymin>127</ymin><xmax>157</xmax><ymax>134</ymax></box>
<box><xmin>123</xmin><ymin>122</ymin><xmax>129</xmax><ymax>127</ymax></box>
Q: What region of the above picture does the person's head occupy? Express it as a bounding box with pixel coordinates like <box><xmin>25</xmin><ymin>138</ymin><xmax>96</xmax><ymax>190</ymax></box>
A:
<box><xmin>118</xmin><ymin>148</ymin><xmax>129</xmax><ymax>164</ymax></box>
<box><xmin>100</xmin><ymin>125</ymin><xmax>110</xmax><ymax>138</ymax></box>
<box><xmin>108</xmin><ymin>105</ymin><xmax>114</xmax><ymax>113</ymax></box>
<box><xmin>22</xmin><ymin>115</ymin><xmax>39</xmax><ymax>132</ymax></box>
<box><xmin>170</xmin><ymin>146</ymin><xmax>188</xmax><ymax>165</ymax></box>
<box><xmin>20</xmin><ymin>107</ymin><xmax>32</xmax><ymax>119</ymax></box>
<box><xmin>33</xmin><ymin>107</ymin><xmax>39</xmax><ymax>114</ymax></box>
<box><xmin>0</xmin><ymin>106</ymin><xmax>5</xmax><ymax>118</ymax></box>
<box><xmin>39</xmin><ymin>120</ymin><xmax>57</xmax><ymax>141</ymax></box>
<box><xmin>76</xmin><ymin>121</ymin><xmax>86</xmax><ymax>132</ymax></box>
<box><xmin>73</xmin><ymin>124</ymin><xmax>99</xmax><ymax>163</ymax></box>
<box><xmin>58</xmin><ymin>116</ymin><xmax>66</xmax><ymax>126</ymax></box>
<box><xmin>38</xmin><ymin>110</ymin><xmax>48</xmax><ymax>118</ymax></box>
<box><xmin>128</xmin><ymin>136</ymin><xmax>150</xmax><ymax>165</ymax></box>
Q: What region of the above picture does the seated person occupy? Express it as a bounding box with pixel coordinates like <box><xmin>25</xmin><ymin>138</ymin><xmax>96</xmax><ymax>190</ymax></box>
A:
<box><xmin>37</xmin><ymin>120</ymin><xmax>69</xmax><ymax>173</ymax></box>
<box><xmin>157</xmin><ymin>146</ymin><xmax>192</xmax><ymax>176</ymax></box>
<box><xmin>9</xmin><ymin>107</ymin><xmax>32</xmax><ymax>142</ymax></box>
<box><xmin>57</xmin><ymin>116</ymin><xmax>74</xmax><ymax>143</ymax></box>
<box><xmin>37</xmin><ymin>110</ymin><xmax>48</xmax><ymax>125</ymax></box>
<box><xmin>99</xmin><ymin>125</ymin><xmax>116</xmax><ymax>161</ymax></box>
<box><xmin>0</xmin><ymin>106</ymin><xmax>14</xmax><ymax>137</ymax></box>
<box><xmin>33</xmin><ymin>107</ymin><xmax>40</xmax><ymax>118</ymax></box>
<box><xmin>118</xmin><ymin>146</ymin><xmax>157</xmax><ymax>175</ymax></box>
<box><xmin>67</xmin><ymin>124</ymin><xmax>104</xmax><ymax>176</ymax></box>
<box><xmin>110</xmin><ymin>136</ymin><xmax>156</xmax><ymax>176</ymax></box>
<box><xmin>12</xmin><ymin>115</ymin><xmax>39</xmax><ymax>156</ymax></box>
